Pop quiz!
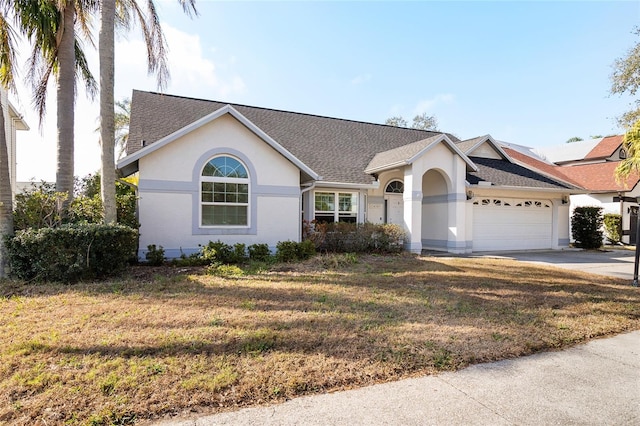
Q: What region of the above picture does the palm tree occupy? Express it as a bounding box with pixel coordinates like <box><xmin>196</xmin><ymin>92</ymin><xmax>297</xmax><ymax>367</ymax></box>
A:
<box><xmin>0</xmin><ymin>9</ymin><xmax>18</xmax><ymax>277</ymax></box>
<box><xmin>10</xmin><ymin>0</ymin><xmax>97</xmax><ymax>200</ymax></box>
<box><xmin>99</xmin><ymin>0</ymin><xmax>196</xmax><ymax>223</ymax></box>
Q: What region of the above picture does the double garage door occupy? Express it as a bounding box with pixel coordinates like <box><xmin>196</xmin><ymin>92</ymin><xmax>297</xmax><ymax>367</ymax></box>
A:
<box><xmin>472</xmin><ymin>197</ymin><xmax>553</xmax><ymax>251</ymax></box>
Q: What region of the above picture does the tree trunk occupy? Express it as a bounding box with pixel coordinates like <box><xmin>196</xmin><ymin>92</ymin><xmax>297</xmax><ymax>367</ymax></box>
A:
<box><xmin>0</xmin><ymin>95</ymin><xmax>14</xmax><ymax>278</ymax></box>
<box><xmin>99</xmin><ymin>0</ymin><xmax>117</xmax><ymax>224</ymax></box>
<box><xmin>55</xmin><ymin>0</ymin><xmax>76</xmax><ymax>199</ymax></box>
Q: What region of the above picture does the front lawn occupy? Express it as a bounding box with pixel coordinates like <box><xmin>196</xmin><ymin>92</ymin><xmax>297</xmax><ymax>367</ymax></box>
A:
<box><xmin>1</xmin><ymin>253</ymin><xmax>638</xmax><ymax>424</ymax></box>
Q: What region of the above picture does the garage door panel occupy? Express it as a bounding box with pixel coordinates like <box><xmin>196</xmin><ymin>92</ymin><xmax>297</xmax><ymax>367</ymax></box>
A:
<box><xmin>472</xmin><ymin>198</ymin><xmax>553</xmax><ymax>251</ymax></box>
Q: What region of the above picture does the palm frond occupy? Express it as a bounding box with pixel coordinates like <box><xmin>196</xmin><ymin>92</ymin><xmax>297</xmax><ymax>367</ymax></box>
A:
<box><xmin>0</xmin><ymin>13</ymin><xmax>18</xmax><ymax>92</ymax></box>
<box><xmin>615</xmin><ymin>120</ymin><xmax>640</xmax><ymax>182</ymax></box>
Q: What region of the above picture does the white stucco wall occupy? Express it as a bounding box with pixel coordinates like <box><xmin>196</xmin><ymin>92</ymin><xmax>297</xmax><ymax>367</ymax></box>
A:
<box><xmin>137</xmin><ymin>113</ymin><xmax>301</xmax><ymax>258</ymax></box>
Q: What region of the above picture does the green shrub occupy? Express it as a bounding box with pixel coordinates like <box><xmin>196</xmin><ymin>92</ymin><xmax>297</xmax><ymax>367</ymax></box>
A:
<box><xmin>145</xmin><ymin>244</ymin><xmax>165</xmax><ymax>266</ymax></box>
<box><xmin>13</xmin><ymin>177</ymin><xmax>139</xmax><ymax>230</ymax></box>
<box><xmin>603</xmin><ymin>213</ymin><xmax>622</xmax><ymax>244</ymax></box>
<box><xmin>248</xmin><ymin>243</ymin><xmax>271</xmax><ymax>261</ymax></box>
<box><xmin>13</xmin><ymin>182</ymin><xmax>67</xmax><ymax>229</ymax></box>
<box><xmin>5</xmin><ymin>224</ymin><xmax>137</xmax><ymax>282</ymax></box>
<box><xmin>276</xmin><ymin>240</ymin><xmax>316</xmax><ymax>262</ymax></box>
<box><xmin>571</xmin><ymin>206</ymin><xmax>604</xmax><ymax>249</ymax></box>
<box><xmin>307</xmin><ymin>222</ymin><xmax>405</xmax><ymax>253</ymax></box>
<box><xmin>201</xmin><ymin>240</ymin><xmax>234</xmax><ymax>264</ymax></box>
<box><xmin>231</xmin><ymin>243</ymin><xmax>248</xmax><ymax>263</ymax></box>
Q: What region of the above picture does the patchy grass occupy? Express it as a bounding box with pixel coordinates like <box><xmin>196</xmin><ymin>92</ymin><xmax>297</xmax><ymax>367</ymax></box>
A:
<box><xmin>1</xmin><ymin>254</ymin><xmax>639</xmax><ymax>424</ymax></box>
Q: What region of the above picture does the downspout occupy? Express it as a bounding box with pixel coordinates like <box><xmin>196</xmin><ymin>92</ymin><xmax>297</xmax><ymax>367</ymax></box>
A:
<box><xmin>300</xmin><ymin>182</ymin><xmax>316</xmax><ymax>241</ymax></box>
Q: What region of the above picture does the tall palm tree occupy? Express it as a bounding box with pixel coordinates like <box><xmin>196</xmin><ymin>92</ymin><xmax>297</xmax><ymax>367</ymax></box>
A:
<box><xmin>99</xmin><ymin>0</ymin><xmax>196</xmax><ymax>223</ymax></box>
<box><xmin>13</xmin><ymin>0</ymin><xmax>96</xmax><ymax>199</ymax></box>
<box><xmin>0</xmin><ymin>9</ymin><xmax>17</xmax><ymax>277</ymax></box>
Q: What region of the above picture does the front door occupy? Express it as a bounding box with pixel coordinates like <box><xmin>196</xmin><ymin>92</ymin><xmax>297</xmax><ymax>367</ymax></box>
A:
<box><xmin>385</xmin><ymin>195</ymin><xmax>404</xmax><ymax>226</ymax></box>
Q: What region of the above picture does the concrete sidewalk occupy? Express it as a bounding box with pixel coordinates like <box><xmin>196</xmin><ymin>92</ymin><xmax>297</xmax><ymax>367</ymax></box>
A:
<box><xmin>158</xmin><ymin>331</ymin><xmax>640</xmax><ymax>425</ymax></box>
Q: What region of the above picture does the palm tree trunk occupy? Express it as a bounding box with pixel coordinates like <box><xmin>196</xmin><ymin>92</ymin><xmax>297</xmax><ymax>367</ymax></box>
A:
<box><xmin>0</xmin><ymin>96</ymin><xmax>13</xmax><ymax>278</ymax></box>
<box><xmin>55</xmin><ymin>0</ymin><xmax>76</xmax><ymax>199</ymax></box>
<box><xmin>99</xmin><ymin>0</ymin><xmax>117</xmax><ymax>224</ymax></box>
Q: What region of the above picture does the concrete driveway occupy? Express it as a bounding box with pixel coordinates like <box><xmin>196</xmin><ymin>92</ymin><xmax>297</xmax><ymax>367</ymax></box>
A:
<box><xmin>473</xmin><ymin>248</ymin><xmax>636</xmax><ymax>281</ymax></box>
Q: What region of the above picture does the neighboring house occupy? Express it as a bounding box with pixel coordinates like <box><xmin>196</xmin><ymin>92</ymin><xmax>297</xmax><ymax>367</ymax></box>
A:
<box><xmin>117</xmin><ymin>90</ymin><xmax>576</xmax><ymax>258</ymax></box>
<box><xmin>527</xmin><ymin>136</ymin><xmax>640</xmax><ymax>244</ymax></box>
<box><xmin>1</xmin><ymin>88</ymin><xmax>29</xmax><ymax>198</ymax></box>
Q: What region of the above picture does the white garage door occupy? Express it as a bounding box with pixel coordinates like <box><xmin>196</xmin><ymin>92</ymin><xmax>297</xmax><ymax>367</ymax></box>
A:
<box><xmin>472</xmin><ymin>197</ymin><xmax>553</xmax><ymax>251</ymax></box>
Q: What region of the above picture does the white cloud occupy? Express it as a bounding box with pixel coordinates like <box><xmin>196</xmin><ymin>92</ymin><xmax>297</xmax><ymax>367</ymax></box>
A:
<box><xmin>351</xmin><ymin>73</ymin><xmax>372</xmax><ymax>85</ymax></box>
<box><xmin>115</xmin><ymin>24</ymin><xmax>246</xmax><ymax>100</ymax></box>
<box><xmin>15</xmin><ymin>24</ymin><xmax>246</xmax><ymax>181</ymax></box>
<box><xmin>413</xmin><ymin>93</ymin><xmax>455</xmax><ymax>115</ymax></box>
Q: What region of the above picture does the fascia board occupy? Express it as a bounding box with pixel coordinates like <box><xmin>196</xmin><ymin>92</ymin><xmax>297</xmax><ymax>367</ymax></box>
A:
<box><xmin>364</xmin><ymin>160</ymin><xmax>408</xmax><ymax>174</ymax></box>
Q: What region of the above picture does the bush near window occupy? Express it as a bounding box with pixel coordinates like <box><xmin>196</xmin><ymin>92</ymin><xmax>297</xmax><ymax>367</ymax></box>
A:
<box><xmin>603</xmin><ymin>213</ymin><xmax>622</xmax><ymax>244</ymax></box>
<box><xmin>304</xmin><ymin>221</ymin><xmax>406</xmax><ymax>253</ymax></box>
<box><xmin>248</xmin><ymin>243</ymin><xmax>271</xmax><ymax>261</ymax></box>
<box><xmin>571</xmin><ymin>206</ymin><xmax>604</xmax><ymax>249</ymax></box>
<box><xmin>5</xmin><ymin>224</ymin><xmax>137</xmax><ymax>282</ymax></box>
<box><xmin>145</xmin><ymin>244</ymin><xmax>166</xmax><ymax>266</ymax></box>
<box><xmin>276</xmin><ymin>240</ymin><xmax>316</xmax><ymax>262</ymax></box>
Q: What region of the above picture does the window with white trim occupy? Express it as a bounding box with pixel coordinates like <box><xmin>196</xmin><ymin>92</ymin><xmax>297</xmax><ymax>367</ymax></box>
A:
<box><xmin>200</xmin><ymin>156</ymin><xmax>249</xmax><ymax>226</ymax></box>
<box><xmin>314</xmin><ymin>191</ymin><xmax>358</xmax><ymax>223</ymax></box>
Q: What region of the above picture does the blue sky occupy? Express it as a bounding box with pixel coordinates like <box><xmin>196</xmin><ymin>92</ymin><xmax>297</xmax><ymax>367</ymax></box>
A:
<box><xmin>13</xmin><ymin>1</ymin><xmax>640</xmax><ymax>181</ymax></box>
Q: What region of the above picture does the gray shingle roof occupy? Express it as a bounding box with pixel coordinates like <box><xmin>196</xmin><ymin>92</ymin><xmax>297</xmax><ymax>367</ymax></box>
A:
<box><xmin>455</xmin><ymin>136</ymin><xmax>487</xmax><ymax>154</ymax></box>
<box><xmin>364</xmin><ymin>135</ymin><xmax>444</xmax><ymax>173</ymax></box>
<box><xmin>127</xmin><ymin>90</ymin><xmax>457</xmax><ymax>185</ymax></box>
<box><xmin>126</xmin><ymin>90</ymin><xmax>574</xmax><ymax>191</ymax></box>
<box><xmin>467</xmin><ymin>157</ymin><xmax>577</xmax><ymax>189</ymax></box>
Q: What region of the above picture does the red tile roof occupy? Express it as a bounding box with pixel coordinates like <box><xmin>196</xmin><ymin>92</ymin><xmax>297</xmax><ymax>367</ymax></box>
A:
<box><xmin>502</xmin><ymin>148</ymin><xmax>582</xmax><ymax>187</ymax></box>
<box><xmin>558</xmin><ymin>161</ymin><xmax>639</xmax><ymax>192</ymax></box>
<box><xmin>584</xmin><ymin>135</ymin><xmax>624</xmax><ymax>160</ymax></box>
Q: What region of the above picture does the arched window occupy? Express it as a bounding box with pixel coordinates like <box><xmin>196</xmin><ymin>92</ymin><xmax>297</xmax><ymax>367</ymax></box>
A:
<box><xmin>385</xmin><ymin>180</ymin><xmax>404</xmax><ymax>194</ymax></box>
<box><xmin>201</xmin><ymin>156</ymin><xmax>249</xmax><ymax>226</ymax></box>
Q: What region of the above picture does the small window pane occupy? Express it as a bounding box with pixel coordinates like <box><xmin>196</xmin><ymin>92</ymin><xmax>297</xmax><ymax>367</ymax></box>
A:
<box><xmin>202</xmin><ymin>205</ymin><xmax>248</xmax><ymax>225</ymax></box>
<box><xmin>315</xmin><ymin>192</ymin><xmax>334</xmax><ymax>212</ymax></box>
<box><xmin>315</xmin><ymin>213</ymin><xmax>335</xmax><ymax>223</ymax></box>
<box><xmin>339</xmin><ymin>193</ymin><xmax>357</xmax><ymax>212</ymax></box>
<box><xmin>202</xmin><ymin>182</ymin><xmax>214</xmax><ymax>202</ymax></box>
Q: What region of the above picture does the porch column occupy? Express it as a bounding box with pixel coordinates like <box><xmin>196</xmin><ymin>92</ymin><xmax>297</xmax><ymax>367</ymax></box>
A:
<box><xmin>551</xmin><ymin>199</ymin><xmax>560</xmax><ymax>249</ymax></box>
<box><xmin>447</xmin><ymin>157</ymin><xmax>470</xmax><ymax>254</ymax></box>
<box><xmin>403</xmin><ymin>167</ymin><xmax>423</xmax><ymax>253</ymax></box>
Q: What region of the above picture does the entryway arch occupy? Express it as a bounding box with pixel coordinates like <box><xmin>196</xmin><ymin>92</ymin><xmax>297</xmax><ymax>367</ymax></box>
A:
<box><xmin>421</xmin><ymin>169</ymin><xmax>450</xmax><ymax>250</ymax></box>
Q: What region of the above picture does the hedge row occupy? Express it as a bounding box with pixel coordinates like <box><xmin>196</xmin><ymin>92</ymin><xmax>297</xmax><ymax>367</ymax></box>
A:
<box><xmin>5</xmin><ymin>224</ymin><xmax>137</xmax><ymax>282</ymax></box>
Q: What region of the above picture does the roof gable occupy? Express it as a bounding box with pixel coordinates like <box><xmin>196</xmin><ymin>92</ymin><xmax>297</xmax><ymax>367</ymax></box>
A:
<box><xmin>364</xmin><ymin>134</ymin><xmax>477</xmax><ymax>174</ymax></box>
<box><xmin>584</xmin><ymin>135</ymin><xmax>624</xmax><ymax>160</ymax></box>
<box><xmin>118</xmin><ymin>104</ymin><xmax>320</xmax><ymax>180</ymax></box>
<box><xmin>456</xmin><ymin>135</ymin><xmax>512</xmax><ymax>161</ymax></box>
